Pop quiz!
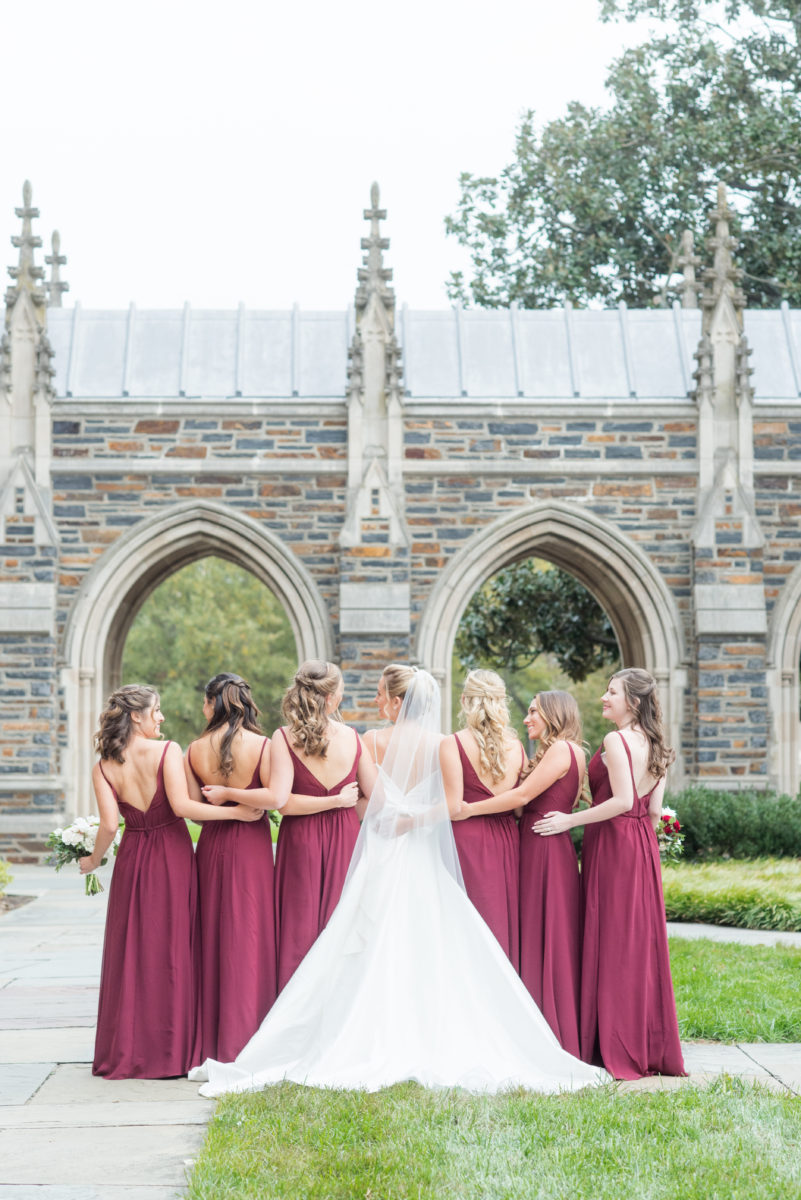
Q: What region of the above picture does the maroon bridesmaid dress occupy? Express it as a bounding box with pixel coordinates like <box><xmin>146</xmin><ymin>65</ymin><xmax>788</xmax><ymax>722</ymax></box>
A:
<box><xmin>581</xmin><ymin>734</ymin><xmax>686</xmax><ymax>1079</ymax></box>
<box><xmin>451</xmin><ymin>735</ymin><xmax>520</xmax><ymax>968</ymax></box>
<box><xmin>274</xmin><ymin>728</ymin><xmax>361</xmax><ymax>991</ymax></box>
<box><xmin>93</xmin><ymin>742</ymin><xmax>201</xmax><ymax>1078</ymax></box>
<box><xmin>190</xmin><ymin>738</ymin><xmax>277</xmax><ymax>1063</ymax></box>
<box><xmin>519</xmin><ymin>743</ymin><xmax>582</xmax><ymax>1057</ymax></box>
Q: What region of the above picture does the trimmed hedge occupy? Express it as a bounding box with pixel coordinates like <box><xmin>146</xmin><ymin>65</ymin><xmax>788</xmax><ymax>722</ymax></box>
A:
<box><xmin>665</xmin><ymin>785</ymin><xmax>801</xmax><ymax>860</ymax></box>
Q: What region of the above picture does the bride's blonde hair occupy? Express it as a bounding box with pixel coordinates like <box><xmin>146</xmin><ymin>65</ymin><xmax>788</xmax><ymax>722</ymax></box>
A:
<box><xmin>459</xmin><ymin>669</ymin><xmax>513</xmax><ymax>784</ymax></box>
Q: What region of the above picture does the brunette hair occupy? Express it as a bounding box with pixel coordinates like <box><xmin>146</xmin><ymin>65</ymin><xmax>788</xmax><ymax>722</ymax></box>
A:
<box><xmin>94</xmin><ymin>684</ymin><xmax>160</xmax><ymax>764</ymax></box>
<box><xmin>203</xmin><ymin>673</ymin><xmax>262</xmax><ymax>779</ymax></box>
<box><xmin>281</xmin><ymin>660</ymin><xmax>343</xmax><ymax>757</ymax></box>
<box><xmin>528</xmin><ymin>691</ymin><xmax>583</xmax><ymax>768</ymax></box>
<box><xmin>611</xmin><ymin>667</ymin><xmax>675</xmax><ymax>780</ymax></box>
<box><xmin>381</xmin><ymin>663</ymin><xmax>418</xmax><ymax>703</ymax></box>
<box><xmin>459</xmin><ymin>669</ymin><xmax>513</xmax><ymax>784</ymax></box>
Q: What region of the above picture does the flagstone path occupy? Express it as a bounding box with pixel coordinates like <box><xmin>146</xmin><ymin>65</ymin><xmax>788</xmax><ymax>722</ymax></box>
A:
<box><xmin>0</xmin><ymin>865</ymin><xmax>799</xmax><ymax>1197</ymax></box>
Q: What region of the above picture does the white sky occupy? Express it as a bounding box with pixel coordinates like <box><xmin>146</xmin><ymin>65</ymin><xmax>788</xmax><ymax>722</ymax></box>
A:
<box><xmin>1</xmin><ymin>0</ymin><xmax>644</xmax><ymax>311</ymax></box>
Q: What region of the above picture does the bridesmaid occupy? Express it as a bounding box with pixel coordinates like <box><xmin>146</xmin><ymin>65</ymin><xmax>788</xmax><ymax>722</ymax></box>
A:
<box><xmin>271</xmin><ymin>661</ymin><xmax>377</xmax><ymax>990</ymax></box>
<box><xmin>535</xmin><ymin>668</ymin><xmax>686</xmax><ymax>1080</ymax></box>
<box><xmin>440</xmin><ymin>670</ymin><xmax>524</xmax><ymax>967</ymax></box>
<box><xmin>365</xmin><ymin>662</ymin><xmax>416</xmax><ymax>765</ymax></box>
<box><xmin>452</xmin><ymin>690</ymin><xmax>585</xmax><ymax>1057</ymax></box>
<box><xmin>184</xmin><ymin>673</ymin><xmax>282</xmax><ymax>1063</ymax></box>
<box><xmin>82</xmin><ymin>684</ymin><xmax>262</xmax><ymax>1079</ymax></box>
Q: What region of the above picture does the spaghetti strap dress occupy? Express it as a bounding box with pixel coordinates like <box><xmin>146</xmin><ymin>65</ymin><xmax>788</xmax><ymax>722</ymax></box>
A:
<box><xmin>190</xmin><ymin>738</ymin><xmax>277</xmax><ymax>1063</ymax></box>
<box><xmin>581</xmin><ymin>735</ymin><xmax>686</xmax><ymax>1079</ymax></box>
<box><xmin>451</xmin><ymin>736</ymin><xmax>520</xmax><ymax>968</ymax></box>
<box><xmin>518</xmin><ymin>743</ymin><xmax>582</xmax><ymax>1057</ymax></box>
<box><xmin>274</xmin><ymin>728</ymin><xmax>361</xmax><ymax>991</ymax></box>
<box><xmin>93</xmin><ymin>742</ymin><xmax>201</xmax><ymax>1078</ymax></box>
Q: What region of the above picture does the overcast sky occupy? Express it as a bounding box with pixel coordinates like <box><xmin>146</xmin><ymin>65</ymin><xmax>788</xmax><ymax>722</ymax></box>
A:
<box><xmin>1</xmin><ymin>0</ymin><xmax>644</xmax><ymax>311</ymax></box>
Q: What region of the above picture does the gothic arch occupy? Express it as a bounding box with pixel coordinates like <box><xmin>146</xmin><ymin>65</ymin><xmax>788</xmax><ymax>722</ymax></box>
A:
<box><xmin>61</xmin><ymin>501</ymin><xmax>333</xmax><ymax>815</ymax></box>
<box><xmin>766</xmin><ymin>562</ymin><xmax>801</xmax><ymax>795</ymax></box>
<box><xmin>416</xmin><ymin>502</ymin><xmax>687</xmax><ymax>777</ymax></box>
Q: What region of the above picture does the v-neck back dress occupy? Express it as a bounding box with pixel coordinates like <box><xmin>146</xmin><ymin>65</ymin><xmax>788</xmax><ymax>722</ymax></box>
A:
<box><xmin>93</xmin><ymin>742</ymin><xmax>201</xmax><ymax>1078</ymax></box>
<box><xmin>450</xmin><ymin>735</ymin><xmax>521</xmax><ymax>968</ymax></box>
<box><xmin>273</xmin><ymin>728</ymin><xmax>361</xmax><ymax>991</ymax></box>
<box><xmin>581</xmin><ymin>734</ymin><xmax>686</xmax><ymax>1079</ymax></box>
<box><xmin>518</xmin><ymin>742</ymin><xmax>583</xmax><ymax>1057</ymax></box>
<box><xmin>189</xmin><ymin>737</ymin><xmax>277</xmax><ymax>1063</ymax></box>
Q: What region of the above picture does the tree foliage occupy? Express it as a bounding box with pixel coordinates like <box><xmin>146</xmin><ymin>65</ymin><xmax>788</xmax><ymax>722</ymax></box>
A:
<box><xmin>121</xmin><ymin>556</ymin><xmax>298</xmax><ymax>748</ymax></box>
<box><xmin>446</xmin><ymin>0</ymin><xmax>801</xmax><ymax>308</ymax></box>
<box><xmin>455</xmin><ymin>560</ymin><xmax>620</xmax><ymax>683</ymax></box>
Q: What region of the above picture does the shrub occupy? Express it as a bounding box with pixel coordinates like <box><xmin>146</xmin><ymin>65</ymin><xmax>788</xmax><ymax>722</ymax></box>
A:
<box><xmin>0</xmin><ymin>859</ymin><xmax>12</xmax><ymax>896</ymax></box>
<box><xmin>665</xmin><ymin>785</ymin><xmax>801</xmax><ymax>859</ymax></box>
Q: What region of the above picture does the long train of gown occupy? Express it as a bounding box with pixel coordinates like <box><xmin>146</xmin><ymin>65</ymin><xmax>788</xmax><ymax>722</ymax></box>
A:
<box><xmin>94</xmin><ymin>743</ymin><xmax>201</xmax><ymax>1079</ymax></box>
<box><xmin>192</xmin><ymin>773</ymin><xmax>607</xmax><ymax>1095</ymax></box>
<box><xmin>190</xmin><ymin>738</ymin><xmax>277</xmax><ymax>1063</ymax></box>
<box><xmin>518</xmin><ymin>744</ymin><xmax>582</xmax><ymax>1058</ymax></box>
<box><xmin>581</xmin><ymin>737</ymin><xmax>686</xmax><ymax>1080</ymax></box>
<box><xmin>451</xmin><ymin>737</ymin><xmax>520</xmax><ymax>967</ymax></box>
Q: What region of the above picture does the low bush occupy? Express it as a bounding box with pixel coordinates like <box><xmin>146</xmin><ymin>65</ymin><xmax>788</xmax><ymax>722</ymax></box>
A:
<box><xmin>0</xmin><ymin>859</ymin><xmax>11</xmax><ymax>896</ymax></box>
<box><xmin>662</xmin><ymin>858</ymin><xmax>801</xmax><ymax>931</ymax></box>
<box><xmin>665</xmin><ymin>785</ymin><xmax>801</xmax><ymax>859</ymax></box>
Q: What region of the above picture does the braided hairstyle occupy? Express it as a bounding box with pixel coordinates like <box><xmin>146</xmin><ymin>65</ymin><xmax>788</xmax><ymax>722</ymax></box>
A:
<box><xmin>459</xmin><ymin>669</ymin><xmax>513</xmax><ymax>784</ymax></box>
<box><xmin>203</xmin><ymin>673</ymin><xmax>262</xmax><ymax>779</ymax></box>
<box><xmin>611</xmin><ymin>668</ymin><xmax>675</xmax><ymax>780</ymax></box>
<box><xmin>94</xmin><ymin>684</ymin><xmax>160</xmax><ymax>763</ymax></box>
<box><xmin>281</xmin><ymin>660</ymin><xmax>343</xmax><ymax>757</ymax></box>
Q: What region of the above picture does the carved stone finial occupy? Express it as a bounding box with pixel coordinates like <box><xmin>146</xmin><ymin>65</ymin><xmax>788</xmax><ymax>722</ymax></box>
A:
<box><xmin>6</xmin><ymin>179</ymin><xmax>46</xmax><ymax>311</ymax></box>
<box><xmin>677</xmin><ymin>230</ymin><xmax>701</xmax><ymax>309</ymax></box>
<box><xmin>355</xmin><ymin>181</ymin><xmax>395</xmax><ymax>315</ymax></box>
<box><xmin>701</xmin><ymin>182</ymin><xmax>745</xmax><ymax>321</ymax></box>
<box><xmin>45</xmin><ymin>230</ymin><xmax>69</xmax><ymax>308</ymax></box>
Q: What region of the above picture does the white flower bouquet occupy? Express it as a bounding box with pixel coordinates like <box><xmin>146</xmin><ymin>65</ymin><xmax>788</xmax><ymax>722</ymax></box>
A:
<box><xmin>46</xmin><ymin>816</ymin><xmax>123</xmax><ymax>896</ymax></box>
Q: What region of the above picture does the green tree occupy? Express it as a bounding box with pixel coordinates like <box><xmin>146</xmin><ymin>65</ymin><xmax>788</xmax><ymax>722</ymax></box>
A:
<box><xmin>446</xmin><ymin>0</ymin><xmax>801</xmax><ymax>308</ymax></box>
<box><xmin>121</xmin><ymin>556</ymin><xmax>298</xmax><ymax>748</ymax></box>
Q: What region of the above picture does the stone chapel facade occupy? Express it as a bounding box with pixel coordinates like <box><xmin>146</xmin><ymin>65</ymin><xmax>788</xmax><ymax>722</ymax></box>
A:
<box><xmin>2</xmin><ymin>180</ymin><xmax>801</xmax><ymax>857</ymax></box>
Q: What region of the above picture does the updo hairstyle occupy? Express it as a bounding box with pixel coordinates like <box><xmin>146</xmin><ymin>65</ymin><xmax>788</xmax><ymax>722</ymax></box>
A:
<box><xmin>459</xmin><ymin>669</ymin><xmax>513</xmax><ymax>784</ymax></box>
<box><xmin>612</xmin><ymin>668</ymin><xmax>675</xmax><ymax>779</ymax></box>
<box><xmin>381</xmin><ymin>662</ymin><xmax>418</xmax><ymax>705</ymax></box>
<box><xmin>282</xmin><ymin>660</ymin><xmax>343</xmax><ymax>757</ymax></box>
<box><xmin>94</xmin><ymin>684</ymin><xmax>160</xmax><ymax>763</ymax></box>
<box><xmin>204</xmin><ymin>673</ymin><xmax>262</xmax><ymax>778</ymax></box>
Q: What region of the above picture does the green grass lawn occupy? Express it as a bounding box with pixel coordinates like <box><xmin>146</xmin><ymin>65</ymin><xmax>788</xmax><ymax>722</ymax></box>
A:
<box><xmin>186</xmin><ymin>1078</ymin><xmax>801</xmax><ymax>1200</ymax></box>
<box><xmin>663</xmin><ymin>858</ymin><xmax>801</xmax><ymax>930</ymax></box>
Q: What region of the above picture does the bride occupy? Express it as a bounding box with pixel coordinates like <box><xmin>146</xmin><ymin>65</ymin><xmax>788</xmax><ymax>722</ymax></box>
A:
<box><xmin>191</xmin><ymin>670</ymin><xmax>607</xmax><ymax>1094</ymax></box>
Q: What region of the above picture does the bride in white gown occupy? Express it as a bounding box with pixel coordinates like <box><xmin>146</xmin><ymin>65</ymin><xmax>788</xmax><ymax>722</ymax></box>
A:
<box><xmin>191</xmin><ymin>670</ymin><xmax>607</xmax><ymax>1095</ymax></box>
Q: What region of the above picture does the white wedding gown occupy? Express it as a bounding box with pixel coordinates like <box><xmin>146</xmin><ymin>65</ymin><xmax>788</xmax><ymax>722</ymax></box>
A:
<box><xmin>192</xmin><ymin>676</ymin><xmax>607</xmax><ymax>1096</ymax></box>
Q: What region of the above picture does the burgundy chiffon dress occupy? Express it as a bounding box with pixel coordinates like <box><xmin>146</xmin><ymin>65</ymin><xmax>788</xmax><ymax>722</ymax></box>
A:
<box><xmin>519</xmin><ymin>743</ymin><xmax>582</xmax><ymax>1057</ymax></box>
<box><xmin>581</xmin><ymin>734</ymin><xmax>686</xmax><ymax>1079</ymax></box>
<box><xmin>274</xmin><ymin>728</ymin><xmax>361</xmax><ymax>991</ymax></box>
<box><xmin>93</xmin><ymin>742</ymin><xmax>201</xmax><ymax>1078</ymax></box>
<box><xmin>189</xmin><ymin>738</ymin><xmax>277</xmax><ymax>1063</ymax></box>
<box><xmin>451</xmin><ymin>735</ymin><xmax>521</xmax><ymax>968</ymax></box>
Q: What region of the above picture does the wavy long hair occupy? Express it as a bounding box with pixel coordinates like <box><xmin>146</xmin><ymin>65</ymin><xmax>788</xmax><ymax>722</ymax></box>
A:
<box><xmin>459</xmin><ymin>669</ymin><xmax>513</xmax><ymax>784</ymax></box>
<box><xmin>282</xmin><ymin>660</ymin><xmax>343</xmax><ymax>757</ymax></box>
<box><xmin>94</xmin><ymin>684</ymin><xmax>160</xmax><ymax>763</ymax></box>
<box><xmin>528</xmin><ymin>690</ymin><xmax>583</xmax><ymax>768</ymax></box>
<box><xmin>203</xmin><ymin>673</ymin><xmax>262</xmax><ymax>779</ymax></box>
<box><xmin>612</xmin><ymin>667</ymin><xmax>675</xmax><ymax>780</ymax></box>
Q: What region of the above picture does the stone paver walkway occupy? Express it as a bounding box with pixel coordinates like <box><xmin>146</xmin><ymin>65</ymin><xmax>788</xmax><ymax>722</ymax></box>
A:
<box><xmin>1</xmin><ymin>866</ymin><xmax>799</xmax><ymax>1197</ymax></box>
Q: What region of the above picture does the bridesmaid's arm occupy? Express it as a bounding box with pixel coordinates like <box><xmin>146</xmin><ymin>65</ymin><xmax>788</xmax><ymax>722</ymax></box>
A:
<box><xmin>200</xmin><ymin>744</ymin><xmax>287</xmax><ymax>811</ymax></box>
<box><xmin>183</xmin><ymin>748</ymin><xmax>204</xmax><ymax>804</ymax></box>
<box><xmin>534</xmin><ymin>732</ymin><xmax>633</xmax><ymax>836</ymax></box>
<box><xmin>79</xmin><ymin>764</ymin><xmax>120</xmax><ymax>874</ymax></box>
<box><xmin>163</xmin><ymin>743</ymin><xmax>262</xmax><ymax>824</ymax></box>
<box><xmin>355</xmin><ymin>737</ymin><xmax>378</xmax><ymax>821</ymax></box>
<box><xmin>648</xmin><ymin>776</ymin><xmax>667</xmax><ymax>833</ymax></box>
<box><xmin>439</xmin><ymin>737</ymin><xmax>466</xmax><ymax>819</ymax></box>
<box><xmin>267</xmin><ymin>728</ymin><xmax>359</xmax><ymax>816</ymax></box>
<box><xmin>458</xmin><ymin>741</ymin><xmax>572</xmax><ymax>819</ymax></box>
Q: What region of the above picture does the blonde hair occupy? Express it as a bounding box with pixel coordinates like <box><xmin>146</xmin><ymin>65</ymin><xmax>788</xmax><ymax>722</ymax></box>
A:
<box><xmin>281</xmin><ymin>660</ymin><xmax>342</xmax><ymax>757</ymax></box>
<box><xmin>459</xmin><ymin>669</ymin><xmax>512</xmax><ymax>784</ymax></box>
<box><xmin>611</xmin><ymin>668</ymin><xmax>675</xmax><ymax>780</ymax></box>
<box><xmin>381</xmin><ymin>663</ymin><xmax>417</xmax><ymax>702</ymax></box>
<box><xmin>94</xmin><ymin>685</ymin><xmax>160</xmax><ymax>763</ymax></box>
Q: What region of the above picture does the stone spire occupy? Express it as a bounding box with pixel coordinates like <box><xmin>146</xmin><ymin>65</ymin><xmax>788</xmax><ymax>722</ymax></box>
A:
<box><xmin>45</xmin><ymin>230</ymin><xmax>69</xmax><ymax>308</ymax></box>
<box><xmin>355</xmin><ymin>182</ymin><xmax>395</xmax><ymax>316</ymax></box>
<box><xmin>676</xmin><ymin>229</ymin><xmax>701</xmax><ymax>309</ymax></box>
<box><xmin>701</xmin><ymin>182</ymin><xmax>746</xmax><ymax>328</ymax></box>
<box><xmin>6</xmin><ymin>181</ymin><xmax>46</xmax><ymax>314</ymax></box>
